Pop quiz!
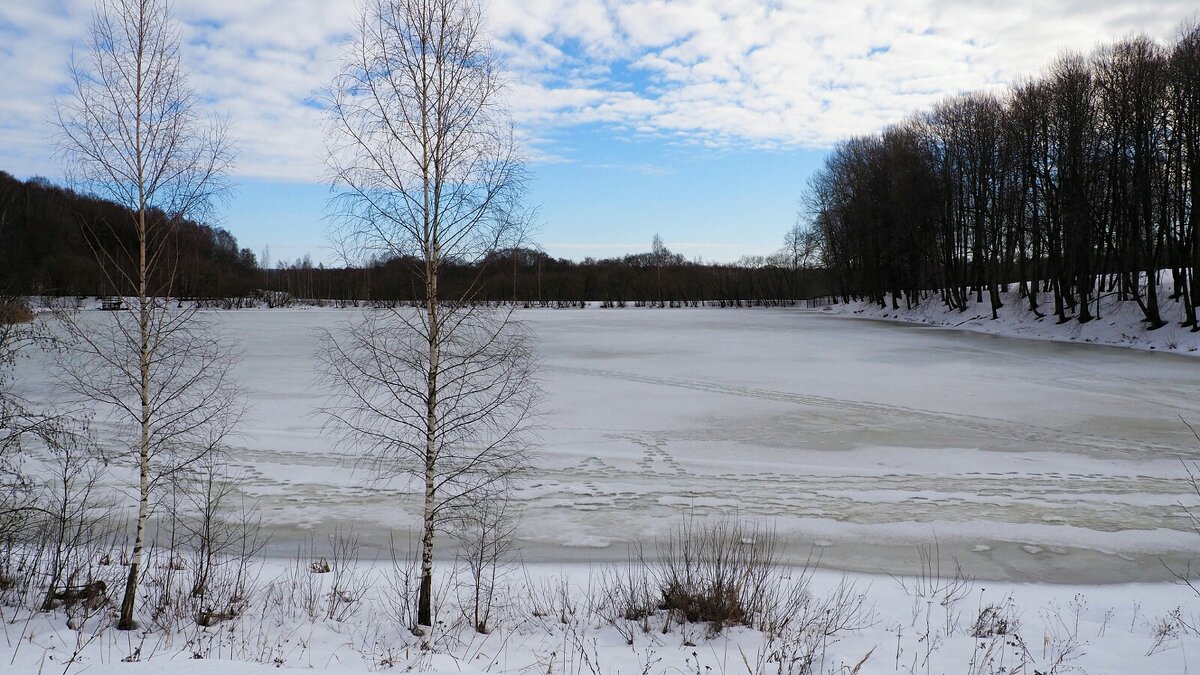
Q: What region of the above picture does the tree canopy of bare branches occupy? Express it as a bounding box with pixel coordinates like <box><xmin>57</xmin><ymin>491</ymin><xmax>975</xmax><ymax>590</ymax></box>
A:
<box><xmin>326</xmin><ymin>0</ymin><xmax>526</xmax><ymax>271</ymax></box>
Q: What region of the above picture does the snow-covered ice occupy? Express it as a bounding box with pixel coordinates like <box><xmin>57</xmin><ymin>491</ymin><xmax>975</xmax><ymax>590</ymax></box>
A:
<box><xmin>13</xmin><ymin>306</ymin><xmax>1200</xmax><ymax>584</ymax></box>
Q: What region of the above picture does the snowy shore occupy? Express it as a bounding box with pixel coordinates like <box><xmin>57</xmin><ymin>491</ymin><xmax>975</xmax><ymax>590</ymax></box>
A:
<box><xmin>5</xmin><ymin>560</ymin><xmax>1200</xmax><ymax>675</ymax></box>
<box><xmin>822</xmin><ymin>285</ymin><xmax>1200</xmax><ymax>356</ymax></box>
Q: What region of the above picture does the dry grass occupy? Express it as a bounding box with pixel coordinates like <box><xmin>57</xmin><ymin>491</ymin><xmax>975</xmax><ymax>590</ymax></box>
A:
<box><xmin>0</xmin><ymin>301</ymin><xmax>35</xmax><ymax>325</ymax></box>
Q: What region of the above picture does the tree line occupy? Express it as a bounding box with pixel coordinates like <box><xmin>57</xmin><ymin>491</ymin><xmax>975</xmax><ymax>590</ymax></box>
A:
<box><xmin>807</xmin><ymin>25</ymin><xmax>1200</xmax><ymax>329</ymax></box>
<box><xmin>264</xmin><ymin>241</ymin><xmax>830</xmax><ymax>308</ymax></box>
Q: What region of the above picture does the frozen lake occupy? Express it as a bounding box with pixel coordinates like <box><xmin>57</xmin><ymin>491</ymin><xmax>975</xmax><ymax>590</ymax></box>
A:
<box><xmin>15</xmin><ymin>307</ymin><xmax>1200</xmax><ymax>582</ymax></box>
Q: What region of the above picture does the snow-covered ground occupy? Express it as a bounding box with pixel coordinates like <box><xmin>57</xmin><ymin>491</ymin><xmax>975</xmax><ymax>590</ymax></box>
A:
<box><xmin>8</xmin><ymin>305</ymin><xmax>1200</xmax><ymax>673</ymax></box>
<box><xmin>5</xmin><ymin>560</ymin><xmax>1200</xmax><ymax>674</ymax></box>
<box><xmin>823</xmin><ymin>284</ymin><xmax>1200</xmax><ymax>356</ymax></box>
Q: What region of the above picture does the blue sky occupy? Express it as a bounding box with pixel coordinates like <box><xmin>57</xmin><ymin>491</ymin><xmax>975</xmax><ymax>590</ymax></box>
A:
<box><xmin>1</xmin><ymin>0</ymin><xmax>1193</xmax><ymax>265</ymax></box>
<box><xmin>222</xmin><ymin>125</ymin><xmax>826</xmax><ymax>267</ymax></box>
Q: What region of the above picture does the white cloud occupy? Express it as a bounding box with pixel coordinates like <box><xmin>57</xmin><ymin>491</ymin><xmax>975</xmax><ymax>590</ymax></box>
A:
<box><xmin>494</xmin><ymin>0</ymin><xmax>1196</xmax><ymax>151</ymax></box>
<box><xmin>0</xmin><ymin>0</ymin><xmax>1194</xmax><ymax>183</ymax></box>
<box><xmin>0</xmin><ymin>0</ymin><xmax>354</xmax><ymax>182</ymax></box>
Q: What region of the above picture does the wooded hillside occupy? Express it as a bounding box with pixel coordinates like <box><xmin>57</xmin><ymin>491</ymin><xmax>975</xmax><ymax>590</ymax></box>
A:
<box><xmin>0</xmin><ymin>172</ymin><xmax>260</xmax><ymax>298</ymax></box>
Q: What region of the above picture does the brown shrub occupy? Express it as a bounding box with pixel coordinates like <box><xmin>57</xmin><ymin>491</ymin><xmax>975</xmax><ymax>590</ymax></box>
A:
<box><xmin>0</xmin><ymin>302</ymin><xmax>34</xmax><ymax>325</ymax></box>
<box><xmin>655</xmin><ymin>518</ymin><xmax>779</xmax><ymax>631</ymax></box>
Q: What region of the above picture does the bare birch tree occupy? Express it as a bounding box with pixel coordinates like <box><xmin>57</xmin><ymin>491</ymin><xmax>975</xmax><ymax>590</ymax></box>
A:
<box><xmin>322</xmin><ymin>0</ymin><xmax>537</xmax><ymax>628</ymax></box>
<box><xmin>54</xmin><ymin>0</ymin><xmax>239</xmax><ymax>630</ymax></box>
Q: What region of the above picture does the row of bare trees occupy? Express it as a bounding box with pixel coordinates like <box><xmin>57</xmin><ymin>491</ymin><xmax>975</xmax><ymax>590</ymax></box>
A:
<box><xmin>807</xmin><ymin>26</ymin><xmax>1200</xmax><ymax>329</ymax></box>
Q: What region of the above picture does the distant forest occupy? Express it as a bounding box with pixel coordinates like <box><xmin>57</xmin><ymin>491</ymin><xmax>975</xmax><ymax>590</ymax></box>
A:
<box><xmin>809</xmin><ymin>26</ymin><xmax>1200</xmax><ymax>329</ymax></box>
<box><xmin>0</xmin><ymin>172</ymin><xmax>828</xmax><ymax>306</ymax></box>
<box><xmin>0</xmin><ymin>171</ymin><xmax>260</xmax><ymax>299</ymax></box>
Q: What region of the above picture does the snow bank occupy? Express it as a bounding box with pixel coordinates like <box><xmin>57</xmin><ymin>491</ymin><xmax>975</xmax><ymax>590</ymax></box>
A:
<box><xmin>823</xmin><ymin>282</ymin><xmax>1200</xmax><ymax>355</ymax></box>
<box><xmin>5</xmin><ymin>562</ymin><xmax>1200</xmax><ymax>675</ymax></box>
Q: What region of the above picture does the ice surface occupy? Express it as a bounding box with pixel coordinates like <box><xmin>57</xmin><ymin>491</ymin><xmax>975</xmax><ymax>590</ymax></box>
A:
<box><xmin>13</xmin><ymin>307</ymin><xmax>1200</xmax><ymax>582</ymax></box>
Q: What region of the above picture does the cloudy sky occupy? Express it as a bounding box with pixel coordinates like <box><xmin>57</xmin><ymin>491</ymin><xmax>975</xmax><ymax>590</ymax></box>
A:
<box><xmin>0</xmin><ymin>0</ymin><xmax>1193</xmax><ymax>264</ymax></box>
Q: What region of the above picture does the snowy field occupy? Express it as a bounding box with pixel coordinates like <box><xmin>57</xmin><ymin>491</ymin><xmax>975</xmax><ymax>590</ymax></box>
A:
<box><xmin>12</xmin><ymin>306</ymin><xmax>1200</xmax><ymax>582</ymax></box>
<box><xmin>8</xmin><ymin>305</ymin><xmax>1200</xmax><ymax>674</ymax></box>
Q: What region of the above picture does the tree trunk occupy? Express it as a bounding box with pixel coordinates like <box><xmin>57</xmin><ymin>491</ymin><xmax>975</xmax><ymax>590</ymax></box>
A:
<box><xmin>418</xmin><ymin>257</ymin><xmax>439</xmax><ymax>628</ymax></box>
<box><xmin>120</xmin><ymin>128</ymin><xmax>150</xmax><ymax>627</ymax></box>
<box><xmin>1144</xmin><ymin>269</ymin><xmax>1166</xmax><ymax>329</ymax></box>
<box><xmin>118</xmin><ymin>453</ymin><xmax>149</xmax><ymax>630</ymax></box>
